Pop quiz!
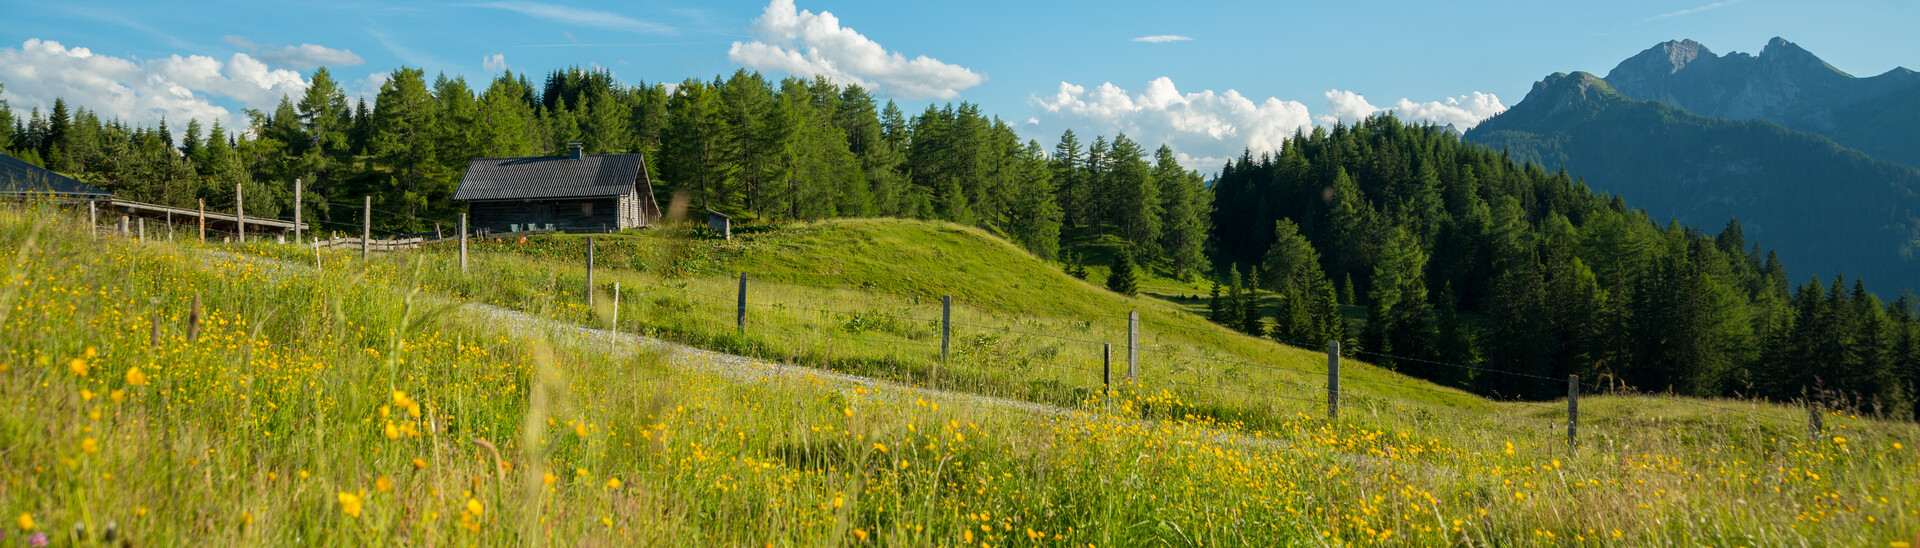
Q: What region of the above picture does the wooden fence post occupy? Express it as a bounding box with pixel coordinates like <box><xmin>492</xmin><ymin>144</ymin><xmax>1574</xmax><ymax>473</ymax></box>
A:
<box><xmin>293</xmin><ymin>178</ymin><xmax>302</xmax><ymax>245</ymax></box>
<box><xmin>119</xmin><ymin>215</ymin><xmax>128</xmax><ymax>238</ymax></box>
<box><xmin>941</xmin><ymin>295</ymin><xmax>952</xmax><ymax>362</ymax></box>
<box><xmin>459</xmin><ymin>213</ymin><xmax>468</xmax><ymax>273</ymax></box>
<box><xmin>197</xmin><ymin>199</ymin><xmax>205</xmax><ymax>241</ymax></box>
<box><xmin>612</xmin><ymin>282</ymin><xmax>621</xmax><ymax>329</ymax></box>
<box><xmin>736</xmin><ymin>273</ymin><xmax>748</xmax><ymax>334</ymax></box>
<box><xmin>587</xmin><ymin>237</ymin><xmax>596</xmax><ymax>308</ymax></box>
<box><xmin>361</xmin><ymin>196</ymin><xmax>371</xmax><ymax>260</ymax></box>
<box><xmin>137</xmin><ymin>217</ymin><xmax>145</xmax><ymax>243</ymax></box>
<box><xmin>1127</xmin><ymin>310</ymin><xmax>1139</xmax><ymax>383</ymax></box>
<box><xmin>235</xmin><ymin>183</ymin><xmax>245</xmax><ymax>243</ymax></box>
<box><xmin>88</xmin><ymin>201</ymin><xmax>97</xmax><ymax>240</ymax></box>
<box><xmin>1568</xmin><ymin>374</ymin><xmax>1580</xmax><ymax>450</ymax></box>
<box><xmin>1327</xmin><ymin>340</ymin><xmax>1341</xmax><ymax>420</ymax></box>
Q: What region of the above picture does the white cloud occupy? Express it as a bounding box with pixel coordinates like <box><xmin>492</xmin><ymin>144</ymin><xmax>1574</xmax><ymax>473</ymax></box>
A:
<box><xmin>1311</xmin><ymin>89</ymin><xmax>1505</xmax><ymax>129</ymax></box>
<box><xmin>1131</xmin><ymin>35</ymin><xmax>1193</xmax><ymax>43</ymax></box>
<box><xmin>224</xmin><ymin>36</ymin><xmax>365</xmax><ymax>69</ymax></box>
<box><xmin>469</xmin><ymin>2</ymin><xmax>675</xmax><ymax>34</ymax></box>
<box><xmin>1032</xmin><ymin>77</ymin><xmax>1312</xmax><ymax>170</ymax></box>
<box><xmin>1646</xmin><ymin>0</ymin><xmax>1747</xmax><ymax>21</ymax></box>
<box><xmin>1029</xmin><ymin>77</ymin><xmax>1505</xmax><ymax>171</ymax></box>
<box><xmin>727</xmin><ymin>0</ymin><xmax>985</xmax><ymax>100</ymax></box>
<box><xmin>483</xmin><ymin>53</ymin><xmax>509</xmax><ymax>73</ymax></box>
<box><xmin>0</xmin><ymin>38</ymin><xmax>312</xmax><ymax>135</ymax></box>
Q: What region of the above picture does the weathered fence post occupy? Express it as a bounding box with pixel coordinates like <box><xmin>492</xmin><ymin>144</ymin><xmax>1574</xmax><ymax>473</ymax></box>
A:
<box><xmin>735</xmin><ymin>273</ymin><xmax>748</xmax><ymax>334</ymax></box>
<box><xmin>235</xmin><ymin>183</ymin><xmax>245</xmax><ymax>243</ymax></box>
<box><xmin>434</xmin><ymin>223</ymin><xmax>442</xmax><ymax>241</ymax></box>
<box><xmin>361</xmin><ymin>196</ymin><xmax>371</xmax><ymax>260</ymax></box>
<box><xmin>137</xmin><ymin>217</ymin><xmax>145</xmax><ymax>243</ymax></box>
<box><xmin>612</xmin><ymin>282</ymin><xmax>621</xmax><ymax>329</ymax></box>
<box><xmin>119</xmin><ymin>215</ymin><xmax>128</xmax><ymax>237</ymax></box>
<box><xmin>88</xmin><ymin>201</ymin><xmax>97</xmax><ymax>240</ymax></box>
<box><xmin>1327</xmin><ymin>340</ymin><xmax>1341</xmax><ymax>420</ymax></box>
<box><xmin>587</xmin><ymin>237</ymin><xmax>596</xmax><ymax>308</ymax></box>
<box><xmin>314</xmin><ymin>240</ymin><xmax>322</xmax><ymax>269</ymax></box>
<box><xmin>1127</xmin><ymin>310</ymin><xmax>1139</xmax><ymax>383</ymax></box>
<box><xmin>293</xmin><ymin>178</ymin><xmax>302</xmax><ymax>245</ymax></box>
<box><xmin>458</xmin><ymin>213</ymin><xmax>469</xmax><ymax>273</ymax></box>
<box><xmin>941</xmin><ymin>295</ymin><xmax>952</xmax><ymax>362</ymax></box>
<box><xmin>1567</xmin><ymin>374</ymin><xmax>1580</xmax><ymax>450</ymax></box>
<box><xmin>197</xmin><ymin>199</ymin><xmax>206</xmax><ymax>241</ymax></box>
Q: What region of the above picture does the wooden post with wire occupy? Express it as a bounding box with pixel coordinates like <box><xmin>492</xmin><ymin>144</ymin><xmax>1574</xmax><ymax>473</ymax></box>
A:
<box><xmin>1327</xmin><ymin>340</ymin><xmax>1341</xmax><ymax>420</ymax></box>
<box><xmin>459</xmin><ymin>213</ymin><xmax>468</xmax><ymax>273</ymax></box>
<box><xmin>137</xmin><ymin>218</ymin><xmax>145</xmax><ymax>243</ymax></box>
<box><xmin>293</xmin><ymin>178</ymin><xmax>302</xmax><ymax>245</ymax></box>
<box><xmin>88</xmin><ymin>200</ymin><xmax>97</xmax><ymax>240</ymax></box>
<box><xmin>119</xmin><ymin>215</ymin><xmax>128</xmax><ymax>238</ymax></box>
<box><xmin>1567</xmin><ymin>374</ymin><xmax>1579</xmax><ymax>449</ymax></box>
<box><xmin>612</xmin><ymin>282</ymin><xmax>621</xmax><ymax>329</ymax></box>
<box><xmin>198</xmin><ymin>199</ymin><xmax>206</xmax><ymax>241</ymax></box>
<box><xmin>735</xmin><ymin>273</ymin><xmax>748</xmax><ymax>334</ymax></box>
<box><xmin>587</xmin><ymin>237</ymin><xmax>596</xmax><ymax>308</ymax></box>
<box><xmin>361</xmin><ymin>196</ymin><xmax>371</xmax><ymax>260</ymax></box>
<box><xmin>235</xmin><ymin>183</ymin><xmax>245</xmax><ymax>243</ymax></box>
<box><xmin>941</xmin><ymin>295</ymin><xmax>952</xmax><ymax>362</ymax></box>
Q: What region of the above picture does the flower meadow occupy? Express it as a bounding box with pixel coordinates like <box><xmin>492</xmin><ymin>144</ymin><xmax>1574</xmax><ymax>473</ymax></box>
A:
<box><xmin>1</xmin><ymin>205</ymin><xmax>1917</xmax><ymax>546</ymax></box>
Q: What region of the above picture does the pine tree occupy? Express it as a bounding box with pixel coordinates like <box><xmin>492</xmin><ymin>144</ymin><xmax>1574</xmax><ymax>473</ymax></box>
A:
<box><xmin>1105</xmin><ymin>248</ymin><xmax>1139</xmax><ymax>297</ymax></box>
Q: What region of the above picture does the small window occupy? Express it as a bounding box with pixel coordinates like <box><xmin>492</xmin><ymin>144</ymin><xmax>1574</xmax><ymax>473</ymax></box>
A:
<box><xmin>581</xmin><ymin>202</ymin><xmax>594</xmax><ymax>216</ymax></box>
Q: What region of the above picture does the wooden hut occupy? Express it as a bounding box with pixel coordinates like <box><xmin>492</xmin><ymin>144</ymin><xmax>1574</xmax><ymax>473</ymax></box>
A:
<box><xmin>453</xmin><ymin>144</ymin><xmax>661</xmax><ymax>233</ymax></box>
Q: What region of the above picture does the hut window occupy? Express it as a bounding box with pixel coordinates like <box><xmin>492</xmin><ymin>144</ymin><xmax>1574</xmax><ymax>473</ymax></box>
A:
<box><xmin>581</xmin><ymin>202</ymin><xmax>593</xmax><ymax>216</ymax></box>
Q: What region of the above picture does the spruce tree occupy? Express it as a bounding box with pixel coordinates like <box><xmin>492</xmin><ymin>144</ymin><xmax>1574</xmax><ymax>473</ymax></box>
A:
<box><xmin>1106</xmin><ymin>248</ymin><xmax>1139</xmax><ymax>297</ymax></box>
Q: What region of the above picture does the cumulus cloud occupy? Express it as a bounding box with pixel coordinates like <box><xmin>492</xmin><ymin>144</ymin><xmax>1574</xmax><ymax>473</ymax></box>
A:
<box><xmin>224</xmin><ymin>36</ymin><xmax>365</xmax><ymax>69</ymax></box>
<box><xmin>483</xmin><ymin>53</ymin><xmax>509</xmax><ymax>72</ymax></box>
<box><xmin>0</xmin><ymin>38</ymin><xmax>310</xmax><ymax>133</ymax></box>
<box><xmin>469</xmin><ymin>2</ymin><xmax>675</xmax><ymax>34</ymax></box>
<box><xmin>1029</xmin><ymin>77</ymin><xmax>1505</xmax><ymax>171</ymax></box>
<box><xmin>1032</xmin><ymin>77</ymin><xmax>1312</xmax><ymax>170</ymax></box>
<box><xmin>727</xmin><ymin>0</ymin><xmax>984</xmax><ymax>100</ymax></box>
<box><xmin>1131</xmin><ymin>35</ymin><xmax>1193</xmax><ymax>43</ymax></box>
<box><xmin>1312</xmin><ymin>89</ymin><xmax>1505</xmax><ymax>129</ymax></box>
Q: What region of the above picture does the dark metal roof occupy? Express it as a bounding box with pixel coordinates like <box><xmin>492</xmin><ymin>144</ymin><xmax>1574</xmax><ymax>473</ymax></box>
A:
<box><xmin>0</xmin><ymin>152</ymin><xmax>110</xmax><ymax>197</ymax></box>
<box><xmin>453</xmin><ymin>154</ymin><xmax>646</xmax><ymax>201</ymax></box>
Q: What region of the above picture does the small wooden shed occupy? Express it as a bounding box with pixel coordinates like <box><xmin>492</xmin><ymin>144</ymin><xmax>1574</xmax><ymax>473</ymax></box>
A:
<box><xmin>452</xmin><ymin>145</ymin><xmax>661</xmax><ymax>233</ymax></box>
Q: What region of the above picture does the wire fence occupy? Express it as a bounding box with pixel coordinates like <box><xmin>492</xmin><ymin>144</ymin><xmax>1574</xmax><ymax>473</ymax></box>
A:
<box><xmin>65</xmin><ymin>197</ymin><xmax>1860</xmax><ymax>450</ymax></box>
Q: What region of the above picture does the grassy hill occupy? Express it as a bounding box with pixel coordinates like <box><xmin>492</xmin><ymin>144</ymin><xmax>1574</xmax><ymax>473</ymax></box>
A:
<box><xmin>4</xmin><ymin>205</ymin><xmax>1918</xmax><ymax>545</ymax></box>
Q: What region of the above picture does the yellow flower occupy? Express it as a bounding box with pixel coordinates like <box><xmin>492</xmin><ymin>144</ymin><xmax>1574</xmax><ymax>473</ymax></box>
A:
<box><xmin>574</xmin><ymin>422</ymin><xmax>589</xmax><ymax>437</ymax></box>
<box><xmin>854</xmin><ymin>529</ymin><xmax>869</xmax><ymax>542</ymax></box>
<box><xmin>465</xmin><ymin>498</ymin><xmax>484</xmax><ymax>516</ymax></box>
<box><xmin>375</xmin><ymin>475</ymin><xmax>394</xmax><ymax>493</ymax></box>
<box><xmin>605</xmin><ymin>477</ymin><xmax>622</xmax><ymax>489</ymax></box>
<box><xmin>16</xmin><ymin>513</ymin><xmax>33</xmax><ymax>531</ymax></box>
<box><xmin>383</xmin><ymin>421</ymin><xmax>401</xmax><ymax>440</ymax></box>
<box><xmin>110</xmin><ymin>389</ymin><xmax>126</xmax><ymax>403</ymax></box>
<box><xmin>543</xmin><ymin>472</ymin><xmax>557</xmax><ymax>486</ymax></box>
<box><xmin>1504</xmin><ymin>441</ymin><xmax>1515</xmax><ymax>456</ymax></box>
<box><xmin>68</xmin><ymin>358</ymin><xmax>88</xmax><ymax>377</ymax></box>
<box><xmin>411</xmin><ymin>458</ymin><xmax>427</xmax><ymax>470</ymax></box>
<box><xmin>81</xmin><ymin>437</ymin><xmax>99</xmax><ymax>453</ymax></box>
<box><xmin>125</xmin><ymin>366</ymin><xmax>148</xmax><ymax>386</ymax></box>
<box><xmin>338</xmin><ymin>492</ymin><xmax>363</xmax><ymax>518</ymax></box>
<box><xmin>80</xmin><ymin>389</ymin><xmax>95</xmax><ymax>402</ymax></box>
<box><xmin>1832</xmin><ymin>436</ymin><xmax>1847</xmax><ymax>444</ymax></box>
<box><xmin>872</xmin><ymin>442</ymin><xmax>888</xmax><ymax>453</ymax></box>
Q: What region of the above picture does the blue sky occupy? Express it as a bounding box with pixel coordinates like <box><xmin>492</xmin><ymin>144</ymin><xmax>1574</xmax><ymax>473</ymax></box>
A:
<box><xmin>2</xmin><ymin>0</ymin><xmax>1914</xmax><ymax>171</ymax></box>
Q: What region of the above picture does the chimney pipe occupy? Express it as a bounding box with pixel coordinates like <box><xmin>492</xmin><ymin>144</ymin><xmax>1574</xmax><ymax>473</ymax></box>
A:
<box><xmin>568</xmin><ymin>142</ymin><xmax>584</xmax><ymax>160</ymax></box>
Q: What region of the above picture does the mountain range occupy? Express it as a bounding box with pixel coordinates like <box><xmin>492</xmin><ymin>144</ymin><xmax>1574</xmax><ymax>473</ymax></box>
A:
<box><xmin>1467</xmin><ymin>38</ymin><xmax>1920</xmax><ymax>293</ymax></box>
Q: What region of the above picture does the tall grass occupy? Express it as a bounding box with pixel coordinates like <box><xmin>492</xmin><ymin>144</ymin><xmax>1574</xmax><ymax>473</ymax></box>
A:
<box><xmin>2</xmin><ymin>205</ymin><xmax>1916</xmax><ymax>545</ymax></box>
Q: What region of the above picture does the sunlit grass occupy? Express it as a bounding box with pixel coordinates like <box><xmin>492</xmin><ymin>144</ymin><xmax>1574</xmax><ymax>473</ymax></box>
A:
<box><xmin>3</xmin><ymin>204</ymin><xmax>1916</xmax><ymax>545</ymax></box>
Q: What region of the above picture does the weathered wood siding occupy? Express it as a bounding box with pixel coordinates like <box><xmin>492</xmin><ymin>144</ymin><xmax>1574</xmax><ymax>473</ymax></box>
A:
<box><xmin>469</xmin><ymin>197</ymin><xmax>623</xmax><ymax>232</ymax></box>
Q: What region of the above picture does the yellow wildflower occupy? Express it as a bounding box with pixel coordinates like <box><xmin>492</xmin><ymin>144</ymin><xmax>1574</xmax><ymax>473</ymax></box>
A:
<box><xmin>338</xmin><ymin>492</ymin><xmax>363</xmax><ymax>518</ymax></box>
<box><xmin>81</xmin><ymin>437</ymin><xmax>99</xmax><ymax>453</ymax></box>
<box><xmin>375</xmin><ymin>475</ymin><xmax>394</xmax><ymax>493</ymax></box>
<box><xmin>68</xmin><ymin>358</ymin><xmax>87</xmax><ymax>377</ymax></box>
<box><xmin>411</xmin><ymin>458</ymin><xmax>427</xmax><ymax>470</ymax></box>
<box><xmin>543</xmin><ymin>472</ymin><xmax>557</xmax><ymax>486</ymax></box>
<box><xmin>465</xmin><ymin>498</ymin><xmax>484</xmax><ymax>516</ymax></box>
<box><xmin>605</xmin><ymin>477</ymin><xmax>622</xmax><ymax>489</ymax></box>
<box><xmin>125</xmin><ymin>366</ymin><xmax>148</xmax><ymax>386</ymax></box>
<box><xmin>16</xmin><ymin>513</ymin><xmax>33</xmax><ymax>531</ymax></box>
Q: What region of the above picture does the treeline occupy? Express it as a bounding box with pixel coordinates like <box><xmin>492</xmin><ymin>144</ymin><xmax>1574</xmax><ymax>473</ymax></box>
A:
<box><xmin>1211</xmin><ymin>115</ymin><xmax>1920</xmax><ymax>418</ymax></box>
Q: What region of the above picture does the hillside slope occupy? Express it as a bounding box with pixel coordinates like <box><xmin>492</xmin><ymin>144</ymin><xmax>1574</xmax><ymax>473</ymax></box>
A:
<box><xmin>1466</xmin><ymin>71</ymin><xmax>1920</xmax><ymax>293</ymax></box>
